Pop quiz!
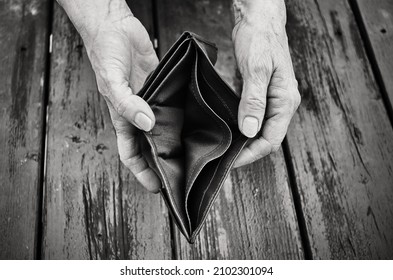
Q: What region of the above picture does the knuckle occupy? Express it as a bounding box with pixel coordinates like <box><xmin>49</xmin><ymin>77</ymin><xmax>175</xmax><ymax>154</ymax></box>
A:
<box><xmin>249</xmin><ymin>149</ymin><xmax>260</xmax><ymax>162</ymax></box>
<box><xmin>293</xmin><ymin>78</ymin><xmax>299</xmax><ymax>89</ymax></box>
<box><xmin>245</xmin><ymin>148</ymin><xmax>260</xmax><ymax>165</ymax></box>
<box><xmin>241</xmin><ymin>51</ymin><xmax>273</xmax><ymax>82</ymax></box>
<box><xmin>251</xmin><ymin>62</ymin><xmax>272</xmax><ymax>78</ymax></box>
<box><xmin>244</xmin><ymin>95</ymin><xmax>266</xmax><ymax>112</ymax></box>
<box><xmin>252</xmin><ymin>150</ymin><xmax>264</xmax><ymax>162</ymax></box>
<box><xmin>96</xmin><ymin>81</ymin><xmax>110</xmax><ymax>98</ymax></box>
<box><xmin>277</xmin><ymin>96</ymin><xmax>293</xmax><ymax>114</ymax></box>
<box><xmin>112</xmin><ymin>119</ymin><xmax>128</xmax><ymax>135</ymax></box>
<box><xmin>251</xmin><ymin>66</ymin><xmax>272</xmax><ymax>85</ymax></box>
<box><xmin>271</xmin><ymin>144</ymin><xmax>281</xmax><ymax>152</ymax></box>
<box><xmin>115</xmin><ymin>97</ymin><xmax>128</xmax><ymax>117</ymax></box>
<box><xmin>289</xmin><ymin>89</ymin><xmax>301</xmax><ymax>112</ymax></box>
<box><xmin>293</xmin><ymin>90</ymin><xmax>301</xmax><ymax>109</ymax></box>
<box><xmin>121</xmin><ymin>154</ymin><xmax>148</xmax><ymax>175</ymax></box>
<box><xmin>119</xmin><ymin>156</ymin><xmax>128</xmax><ymax>166</ymax></box>
<box><xmin>120</xmin><ymin>154</ymin><xmax>138</xmax><ymax>169</ymax></box>
<box><xmin>279</xmin><ymin>88</ymin><xmax>301</xmax><ymax>114</ymax></box>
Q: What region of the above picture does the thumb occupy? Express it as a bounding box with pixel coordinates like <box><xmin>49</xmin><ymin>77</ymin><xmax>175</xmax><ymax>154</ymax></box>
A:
<box><xmin>107</xmin><ymin>82</ymin><xmax>155</xmax><ymax>132</ymax></box>
<box><xmin>238</xmin><ymin>77</ymin><xmax>269</xmax><ymax>138</ymax></box>
<box><xmin>106</xmin><ymin>101</ymin><xmax>161</xmax><ymax>193</ymax></box>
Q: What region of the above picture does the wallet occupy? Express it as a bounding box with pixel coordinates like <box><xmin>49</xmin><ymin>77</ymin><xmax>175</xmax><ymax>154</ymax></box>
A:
<box><xmin>137</xmin><ymin>32</ymin><xmax>249</xmax><ymax>243</ymax></box>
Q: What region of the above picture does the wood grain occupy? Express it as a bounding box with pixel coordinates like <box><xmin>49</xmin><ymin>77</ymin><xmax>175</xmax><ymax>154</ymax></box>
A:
<box><xmin>42</xmin><ymin>1</ymin><xmax>172</xmax><ymax>259</ymax></box>
<box><xmin>286</xmin><ymin>0</ymin><xmax>393</xmax><ymax>259</ymax></box>
<box><xmin>355</xmin><ymin>0</ymin><xmax>393</xmax><ymax>115</ymax></box>
<box><xmin>156</xmin><ymin>0</ymin><xmax>304</xmax><ymax>259</ymax></box>
<box><xmin>0</xmin><ymin>0</ymin><xmax>50</xmax><ymax>259</ymax></box>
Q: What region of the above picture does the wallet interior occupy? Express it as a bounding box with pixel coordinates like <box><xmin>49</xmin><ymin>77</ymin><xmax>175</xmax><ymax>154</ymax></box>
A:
<box><xmin>137</xmin><ymin>32</ymin><xmax>249</xmax><ymax>242</ymax></box>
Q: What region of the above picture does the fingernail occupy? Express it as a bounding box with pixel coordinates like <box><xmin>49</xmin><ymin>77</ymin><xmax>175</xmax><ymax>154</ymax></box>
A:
<box><xmin>242</xmin><ymin>116</ymin><xmax>259</xmax><ymax>138</ymax></box>
<box><xmin>135</xmin><ymin>112</ymin><xmax>152</xmax><ymax>131</ymax></box>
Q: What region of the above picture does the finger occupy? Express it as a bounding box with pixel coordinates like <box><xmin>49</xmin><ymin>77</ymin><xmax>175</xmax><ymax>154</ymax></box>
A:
<box><xmin>107</xmin><ymin>102</ymin><xmax>161</xmax><ymax>193</ymax></box>
<box><xmin>238</xmin><ymin>77</ymin><xmax>269</xmax><ymax>138</ymax></box>
<box><xmin>233</xmin><ymin>109</ymin><xmax>291</xmax><ymax>169</ymax></box>
<box><xmin>117</xmin><ymin>129</ymin><xmax>161</xmax><ymax>193</ymax></box>
<box><xmin>233</xmin><ymin>137</ymin><xmax>272</xmax><ymax>168</ymax></box>
<box><xmin>261</xmin><ymin>82</ymin><xmax>300</xmax><ymax>152</ymax></box>
<box><xmin>234</xmin><ymin>79</ymin><xmax>300</xmax><ymax>168</ymax></box>
<box><xmin>108</xmin><ymin>83</ymin><xmax>155</xmax><ymax>132</ymax></box>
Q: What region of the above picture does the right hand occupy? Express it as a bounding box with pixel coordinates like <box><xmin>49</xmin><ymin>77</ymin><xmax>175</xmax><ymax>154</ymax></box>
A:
<box><xmin>75</xmin><ymin>6</ymin><xmax>161</xmax><ymax>193</ymax></box>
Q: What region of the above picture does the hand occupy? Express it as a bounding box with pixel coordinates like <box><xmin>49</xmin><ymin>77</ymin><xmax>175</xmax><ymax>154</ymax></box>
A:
<box><xmin>232</xmin><ymin>0</ymin><xmax>301</xmax><ymax>167</ymax></box>
<box><xmin>63</xmin><ymin>0</ymin><xmax>161</xmax><ymax>193</ymax></box>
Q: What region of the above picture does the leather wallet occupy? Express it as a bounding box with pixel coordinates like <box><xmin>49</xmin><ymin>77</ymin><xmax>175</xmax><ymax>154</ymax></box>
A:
<box><xmin>137</xmin><ymin>32</ymin><xmax>249</xmax><ymax>243</ymax></box>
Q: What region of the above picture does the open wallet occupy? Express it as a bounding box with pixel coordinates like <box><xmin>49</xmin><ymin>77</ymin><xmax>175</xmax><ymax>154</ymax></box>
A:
<box><xmin>137</xmin><ymin>32</ymin><xmax>250</xmax><ymax>243</ymax></box>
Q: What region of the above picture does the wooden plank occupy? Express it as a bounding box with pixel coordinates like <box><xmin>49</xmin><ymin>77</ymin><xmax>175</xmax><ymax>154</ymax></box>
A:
<box><xmin>42</xmin><ymin>1</ymin><xmax>172</xmax><ymax>259</ymax></box>
<box><xmin>355</xmin><ymin>0</ymin><xmax>393</xmax><ymax>115</ymax></box>
<box><xmin>156</xmin><ymin>0</ymin><xmax>304</xmax><ymax>259</ymax></box>
<box><xmin>0</xmin><ymin>0</ymin><xmax>50</xmax><ymax>259</ymax></box>
<box><xmin>285</xmin><ymin>0</ymin><xmax>393</xmax><ymax>259</ymax></box>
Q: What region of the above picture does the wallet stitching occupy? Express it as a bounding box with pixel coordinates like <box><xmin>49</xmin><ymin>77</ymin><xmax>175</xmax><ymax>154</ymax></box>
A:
<box><xmin>196</xmin><ymin>48</ymin><xmax>240</xmax><ymax>100</ymax></box>
<box><xmin>190</xmin><ymin>137</ymin><xmax>249</xmax><ymax>241</ymax></box>
<box><xmin>144</xmin><ymin>134</ymin><xmax>190</xmax><ymax>236</ymax></box>
<box><xmin>195</xmin><ymin>156</ymin><xmax>224</xmax><ymax>225</ymax></box>
<box><xmin>191</xmin><ymin>58</ymin><xmax>237</xmax><ymax>227</ymax></box>
<box><xmin>159</xmin><ymin>189</ymin><xmax>190</xmax><ymax>239</ymax></box>
<box><xmin>140</xmin><ymin>34</ymin><xmax>241</xmax><ymax>241</ymax></box>
<box><xmin>142</xmin><ymin>37</ymin><xmax>190</xmax><ymax>99</ymax></box>
<box><xmin>192</xmin><ymin>46</ymin><xmax>243</xmax><ymax>228</ymax></box>
<box><xmin>200</xmin><ymin>70</ymin><xmax>236</xmax><ymax>122</ymax></box>
<box><xmin>185</xmin><ymin>59</ymin><xmax>228</xmax><ymax>189</ymax></box>
<box><xmin>143</xmin><ymin>44</ymin><xmax>225</xmax><ymax>237</ymax></box>
<box><xmin>184</xmin><ymin>55</ymin><xmax>231</xmax><ymax>231</ymax></box>
<box><xmin>146</xmin><ymin>42</ymin><xmax>193</xmax><ymax>103</ymax></box>
<box><xmin>141</xmin><ymin>42</ymin><xmax>194</xmax><ymax>236</ymax></box>
<box><xmin>190</xmin><ymin>33</ymin><xmax>217</xmax><ymax>50</ymax></box>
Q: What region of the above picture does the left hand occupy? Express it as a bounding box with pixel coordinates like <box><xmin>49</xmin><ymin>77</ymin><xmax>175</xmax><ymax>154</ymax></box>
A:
<box><xmin>232</xmin><ymin>0</ymin><xmax>301</xmax><ymax>168</ymax></box>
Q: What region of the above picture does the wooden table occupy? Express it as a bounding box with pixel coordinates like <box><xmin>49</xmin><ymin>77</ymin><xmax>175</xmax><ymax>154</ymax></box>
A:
<box><xmin>1</xmin><ymin>0</ymin><xmax>392</xmax><ymax>259</ymax></box>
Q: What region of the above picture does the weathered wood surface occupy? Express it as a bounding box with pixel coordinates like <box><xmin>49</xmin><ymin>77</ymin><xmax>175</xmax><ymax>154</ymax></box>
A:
<box><xmin>354</xmin><ymin>0</ymin><xmax>393</xmax><ymax>116</ymax></box>
<box><xmin>41</xmin><ymin>1</ymin><xmax>172</xmax><ymax>259</ymax></box>
<box><xmin>0</xmin><ymin>0</ymin><xmax>50</xmax><ymax>259</ymax></box>
<box><xmin>2</xmin><ymin>0</ymin><xmax>393</xmax><ymax>260</ymax></box>
<box><xmin>286</xmin><ymin>0</ymin><xmax>393</xmax><ymax>259</ymax></box>
<box><xmin>156</xmin><ymin>0</ymin><xmax>305</xmax><ymax>259</ymax></box>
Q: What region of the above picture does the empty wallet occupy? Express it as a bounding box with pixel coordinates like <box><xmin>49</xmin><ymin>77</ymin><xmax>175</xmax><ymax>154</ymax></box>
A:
<box><xmin>137</xmin><ymin>32</ymin><xmax>250</xmax><ymax>243</ymax></box>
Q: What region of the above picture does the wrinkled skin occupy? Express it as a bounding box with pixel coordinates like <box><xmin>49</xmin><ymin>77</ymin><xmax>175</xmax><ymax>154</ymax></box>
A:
<box><xmin>232</xmin><ymin>8</ymin><xmax>301</xmax><ymax>167</ymax></box>
<box><xmin>85</xmin><ymin>15</ymin><xmax>162</xmax><ymax>193</ymax></box>
<box><xmin>58</xmin><ymin>0</ymin><xmax>300</xmax><ymax>193</ymax></box>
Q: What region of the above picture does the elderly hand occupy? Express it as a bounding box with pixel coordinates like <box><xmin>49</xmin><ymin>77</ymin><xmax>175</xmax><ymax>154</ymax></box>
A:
<box><xmin>59</xmin><ymin>0</ymin><xmax>300</xmax><ymax>192</ymax></box>
<box><xmin>58</xmin><ymin>0</ymin><xmax>161</xmax><ymax>192</ymax></box>
<box><xmin>232</xmin><ymin>0</ymin><xmax>301</xmax><ymax>167</ymax></box>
